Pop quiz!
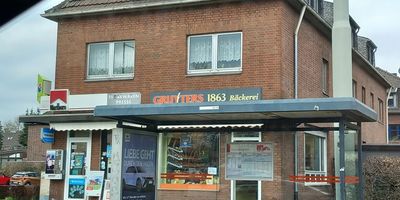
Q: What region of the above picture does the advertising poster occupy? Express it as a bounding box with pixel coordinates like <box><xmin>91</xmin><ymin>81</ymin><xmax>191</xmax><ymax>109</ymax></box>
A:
<box><xmin>122</xmin><ymin>133</ymin><xmax>157</xmax><ymax>200</ymax></box>
<box><xmin>45</xmin><ymin>150</ymin><xmax>56</xmax><ymax>174</ymax></box>
<box><xmin>85</xmin><ymin>171</ymin><xmax>105</xmax><ymax>197</ymax></box>
<box><xmin>44</xmin><ymin>149</ymin><xmax>63</xmax><ymax>179</ymax></box>
<box><xmin>226</xmin><ymin>143</ymin><xmax>274</xmax><ymax>180</ymax></box>
<box><xmin>68</xmin><ymin>178</ymin><xmax>85</xmax><ymax>199</ymax></box>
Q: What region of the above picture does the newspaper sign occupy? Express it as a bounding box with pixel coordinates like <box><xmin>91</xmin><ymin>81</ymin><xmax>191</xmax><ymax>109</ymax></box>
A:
<box><xmin>226</xmin><ymin>143</ymin><xmax>273</xmax><ymax>180</ymax></box>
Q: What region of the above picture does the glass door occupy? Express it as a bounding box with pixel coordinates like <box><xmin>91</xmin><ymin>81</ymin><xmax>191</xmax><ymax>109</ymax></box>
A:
<box><xmin>64</xmin><ymin>132</ymin><xmax>91</xmax><ymax>200</ymax></box>
<box><xmin>234</xmin><ymin>180</ymin><xmax>259</xmax><ymax>200</ymax></box>
<box><xmin>231</xmin><ymin>132</ymin><xmax>261</xmax><ymax>200</ymax></box>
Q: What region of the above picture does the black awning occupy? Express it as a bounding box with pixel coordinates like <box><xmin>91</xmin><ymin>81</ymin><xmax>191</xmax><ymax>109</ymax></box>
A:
<box><xmin>94</xmin><ymin>97</ymin><xmax>376</xmax><ymax>129</ymax></box>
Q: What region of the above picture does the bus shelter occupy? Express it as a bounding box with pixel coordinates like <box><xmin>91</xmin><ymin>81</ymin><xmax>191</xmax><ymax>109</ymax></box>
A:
<box><xmin>95</xmin><ymin>97</ymin><xmax>375</xmax><ymax>200</ymax></box>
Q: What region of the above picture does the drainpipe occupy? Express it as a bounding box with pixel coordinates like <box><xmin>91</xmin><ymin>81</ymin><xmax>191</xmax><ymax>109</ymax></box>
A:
<box><xmin>386</xmin><ymin>87</ymin><xmax>393</xmax><ymax>144</ymax></box>
<box><xmin>294</xmin><ymin>6</ymin><xmax>307</xmax><ymax>99</ymax></box>
<box><xmin>294</xmin><ymin>5</ymin><xmax>307</xmax><ymax>200</ymax></box>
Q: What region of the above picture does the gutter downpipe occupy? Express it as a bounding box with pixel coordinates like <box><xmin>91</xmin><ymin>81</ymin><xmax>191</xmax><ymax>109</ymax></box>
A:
<box><xmin>386</xmin><ymin>87</ymin><xmax>393</xmax><ymax>144</ymax></box>
<box><xmin>294</xmin><ymin>5</ymin><xmax>307</xmax><ymax>200</ymax></box>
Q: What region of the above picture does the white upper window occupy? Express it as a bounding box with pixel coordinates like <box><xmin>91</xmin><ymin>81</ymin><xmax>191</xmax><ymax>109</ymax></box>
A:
<box><xmin>188</xmin><ymin>32</ymin><xmax>242</xmax><ymax>75</ymax></box>
<box><xmin>87</xmin><ymin>41</ymin><xmax>135</xmax><ymax>79</ymax></box>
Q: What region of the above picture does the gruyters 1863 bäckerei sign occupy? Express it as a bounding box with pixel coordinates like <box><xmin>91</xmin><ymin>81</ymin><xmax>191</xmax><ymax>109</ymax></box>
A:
<box><xmin>150</xmin><ymin>88</ymin><xmax>262</xmax><ymax>104</ymax></box>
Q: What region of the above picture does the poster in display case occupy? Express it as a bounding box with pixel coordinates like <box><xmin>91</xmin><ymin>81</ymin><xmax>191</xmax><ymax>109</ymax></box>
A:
<box><xmin>44</xmin><ymin>149</ymin><xmax>64</xmax><ymax>179</ymax></box>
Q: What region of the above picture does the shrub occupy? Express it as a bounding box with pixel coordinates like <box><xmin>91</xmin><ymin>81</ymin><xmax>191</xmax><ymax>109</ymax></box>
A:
<box><xmin>0</xmin><ymin>161</ymin><xmax>44</xmax><ymax>177</ymax></box>
<box><xmin>364</xmin><ymin>156</ymin><xmax>400</xmax><ymax>200</ymax></box>
<box><xmin>0</xmin><ymin>185</ymin><xmax>39</xmax><ymax>200</ymax></box>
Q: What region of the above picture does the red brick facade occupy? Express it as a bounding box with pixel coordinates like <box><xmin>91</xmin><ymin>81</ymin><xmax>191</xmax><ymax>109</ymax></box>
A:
<box><xmin>45</xmin><ymin>0</ymin><xmax>387</xmax><ymax>199</ymax></box>
<box><xmin>26</xmin><ymin>125</ymin><xmax>52</xmax><ymax>161</ymax></box>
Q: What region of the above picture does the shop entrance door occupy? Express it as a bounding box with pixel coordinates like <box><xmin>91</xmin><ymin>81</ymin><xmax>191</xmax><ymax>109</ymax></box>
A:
<box><xmin>64</xmin><ymin>131</ymin><xmax>92</xmax><ymax>200</ymax></box>
<box><xmin>231</xmin><ymin>132</ymin><xmax>262</xmax><ymax>200</ymax></box>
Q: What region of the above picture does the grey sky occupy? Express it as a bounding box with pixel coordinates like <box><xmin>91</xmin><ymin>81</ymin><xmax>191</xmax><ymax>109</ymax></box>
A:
<box><xmin>0</xmin><ymin>0</ymin><xmax>61</xmax><ymax>123</ymax></box>
<box><xmin>349</xmin><ymin>0</ymin><xmax>400</xmax><ymax>73</ymax></box>
<box><xmin>0</xmin><ymin>0</ymin><xmax>399</xmax><ymax>123</ymax></box>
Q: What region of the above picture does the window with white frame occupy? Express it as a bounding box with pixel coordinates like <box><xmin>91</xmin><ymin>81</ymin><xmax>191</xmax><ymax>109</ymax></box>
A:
<box><xmin>87</xmin><ymin>41</ymin><xmax>135</xmax><ymax>79</ymax></box>
<box><xmin>304</xmin><ymin>132</ymin><xmax>326</xmax><ymax>173</ymax></box>
<box><xmin>388</xmin><ymin>91</ymin><xmax>397</xmax><ymax>108</ymax></box>
<box><xmin>188</xmin><ymin>32</ymin><xmax>242</xmax><ymax>74</ymax></box>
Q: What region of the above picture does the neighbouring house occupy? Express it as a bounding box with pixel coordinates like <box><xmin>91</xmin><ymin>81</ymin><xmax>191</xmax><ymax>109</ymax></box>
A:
<box><xmin>375</xmin><ymin>67</ymin><xmax>400</xmax><ymax>143</ymax></box>
<box><xmin>20</xmin><ymin>0</ymin><xmax>390</xmax><ymax>200</ymax></box>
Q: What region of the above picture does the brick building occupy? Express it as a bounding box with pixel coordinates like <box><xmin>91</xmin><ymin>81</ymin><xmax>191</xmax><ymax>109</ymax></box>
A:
<box><xmin>375</xmin><ymin>67</ymin><xmax>400</xmax><ymax>144</ymax></box>
<box><xmin>20</xmin><ymin>0</ymin><xmax>390</xmax><ymax>199</ymax></box>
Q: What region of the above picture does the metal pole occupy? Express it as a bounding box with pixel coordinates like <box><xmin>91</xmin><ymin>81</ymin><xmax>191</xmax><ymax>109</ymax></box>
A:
<box><xmin>357</xmin><ymin>122</ymin><xmax>364</xmax><ymax>199</ymax></box>
<box><xmin>339</xmin><ymin>120</ymin><xmax>346</xmax><ymax>200</ymax></box>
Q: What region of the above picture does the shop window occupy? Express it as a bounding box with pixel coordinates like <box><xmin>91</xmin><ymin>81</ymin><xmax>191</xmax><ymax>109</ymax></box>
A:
<box><xmin>87</xmin><ymin>41</ymin><xmax>134</xmax><ymax>79</ymax></box>
<box><xmin>304</xmin><ymin>132</ymin><xmax>327</xmax><ymax>186</ymax></box>
<box><xmin>188</xmin><ymin>32</ymin><xmax>242</xmax><ymax>75</ymax></box>
<box><xmin>159</xmin><ymin>132</ymin><xmax>220</xmax><ymax>191</ymax></box>
<box><xmin>388</xmin><ymin>92</ymin><xmax>397</xmax><ymax>108</ymax></box>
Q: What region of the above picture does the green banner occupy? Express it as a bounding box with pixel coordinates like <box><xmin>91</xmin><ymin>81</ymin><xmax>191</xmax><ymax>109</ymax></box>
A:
<box><xmin>37</xmin><ymin>74</ymin><xmax>51</xmax><ymax>103</ymax></box>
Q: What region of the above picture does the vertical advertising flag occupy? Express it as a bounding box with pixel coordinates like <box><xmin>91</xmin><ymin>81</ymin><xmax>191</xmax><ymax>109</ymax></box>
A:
<box><xmin>37</xmin><ymin>74</ymin><xmax>52</xmax><ymax>103</ymax></box>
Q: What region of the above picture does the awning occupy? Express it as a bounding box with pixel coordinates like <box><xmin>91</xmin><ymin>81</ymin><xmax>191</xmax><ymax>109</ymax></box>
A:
<box><xmin>158</xmin><ymin>124</ymin><xmax>263</xmax><ymax>130</ymax></box>
<box><xmin>94</xmin><ymin>97</ymin><xmax>377</xmax><ymax>131</ymax></box>
<box><xmin>19</xmin><ymin>111</ymin><xmax>112</xmax><ymax>124</ymax></box>
<box><xmin>50</xmin><ymin>122</ymin><xmax>117</xmax><ymax>131</ymax></box>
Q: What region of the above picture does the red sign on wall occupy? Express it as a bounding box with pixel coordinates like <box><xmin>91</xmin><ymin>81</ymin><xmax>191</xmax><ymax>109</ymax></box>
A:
<box><xmin>50</xmin><ymin>89</ymin><xmax>69</xmax><ymax>110</ymax></box>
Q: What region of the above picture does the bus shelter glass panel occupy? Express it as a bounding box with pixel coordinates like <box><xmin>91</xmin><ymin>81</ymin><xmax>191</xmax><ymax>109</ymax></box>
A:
<box><xmin>345</xmin><ymin>130</ymin><xmax>360</xmax><ymax>200</ymax></box>
<box><xmin>297</xmin><ymin>131</ymin><xmax>334</xmax><ymax>200</ymax></box>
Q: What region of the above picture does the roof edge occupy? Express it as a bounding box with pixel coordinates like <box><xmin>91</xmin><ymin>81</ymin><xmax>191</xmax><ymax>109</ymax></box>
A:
<box><xmin>352</xmin><ymin>50</ymin><xmax>391</xmax><ymax>89</ymax></box>
<box><xmin>42</xmin><ymin>0</ymin><xmax>241</xmax><ymax>21</ymax></box>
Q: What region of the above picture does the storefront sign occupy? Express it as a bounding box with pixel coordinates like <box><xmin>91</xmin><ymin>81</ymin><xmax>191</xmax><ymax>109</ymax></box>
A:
<box><xmin>122</xmin><ymin>133</ymin><xmax>157</xmax><ymax>200</ymax></box>
<box><xmin>85</xmin><ymin>171</ymin><xmax>105</xmax><ymax>197</ymax></box>
<box><xmin>50</xmin><ymin>89</ymin><xmax>69</xmax><ymax>110</ymax></box>
<box><xmin>226</xmin><ymin>143</ymin><xmax>273</xmax><ymax>180</ymax></box>
<box><xmin>151</xmin><ymin>88</ymin><xmax>262</xmax><ymax>104</ymax></box>
<box><xmin>41</xmin><ymin>128</ymin><xmax>55</xmax><ymax>143</ymax></box>
<box><xmin>108</xmin><ymin>92</ymin><xmax>141</xmax><ymax>105</ymax></box>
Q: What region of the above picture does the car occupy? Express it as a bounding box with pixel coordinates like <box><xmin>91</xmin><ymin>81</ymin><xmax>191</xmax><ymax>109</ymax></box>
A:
<box><xmin>10</xmin><ymin>172</ymin><xmax>40</xmax><ymax>186</ymax></box>
<box><xmin>122</xmin><ymin>166</ymin><xmax>154</xmax><ymax>192</ymax></box>
<box><xmin>0</xmin><ymin>173</ymin><xmax>10</xmax><ymax>185</ymax></box>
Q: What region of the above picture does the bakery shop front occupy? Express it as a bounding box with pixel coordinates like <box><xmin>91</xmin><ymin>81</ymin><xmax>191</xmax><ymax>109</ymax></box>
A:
<box><xmin>95</xmin><ymin>91</ymin><xmax>374</xmax><ymax>200</ymax></box>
